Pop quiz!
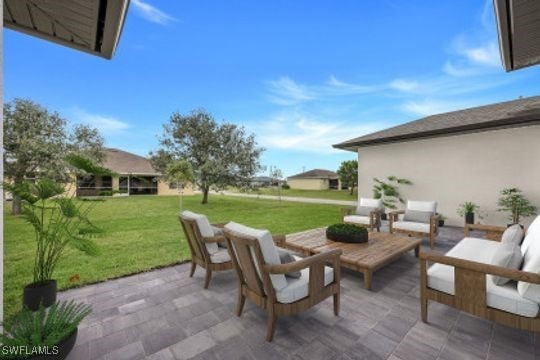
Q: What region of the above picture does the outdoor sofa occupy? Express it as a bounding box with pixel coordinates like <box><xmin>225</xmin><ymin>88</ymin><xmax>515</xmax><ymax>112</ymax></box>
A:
<box><xmin>342</xmin><ymin>197</ymin><xmax>384</xmax><ymax>232</ymax></box>
<box><xmin>420</xmin><ymin>215</ymin><xmax>540</xmax><ymax>331</ymax></box>
<box><xmin>390</xmin><ymin>200</ymin><xmax>439</xmax><ymax>248</ymax></box>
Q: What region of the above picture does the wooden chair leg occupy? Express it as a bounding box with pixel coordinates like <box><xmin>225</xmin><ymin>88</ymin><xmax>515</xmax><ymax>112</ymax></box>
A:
<box><xmin>333</xmin><ymin>292</ymin><xmax>340</xmax><ymax>316</ymax></box>
<box><xmin>266</xmin><ymin>307</ymin><xmax>277</xmax><ymax>342</ymax></box>
<box><xmin>421</xmin><ymin>296</ymin><xmax>428</xmax><ymax>322</ymax></box>
<box><xmin>203</xmin><ymin>269</ymin><xmax>212</xmax><ymax>289</ymax></box>
<box><xmin>189</xmin><ymin>262</ymin><xmax>196</xmax><ymax>277</ymax></box>
<box><xmin>236</xmin><ymin>286</ymin><xmax>246</xmax><ymax>316</ymax></box>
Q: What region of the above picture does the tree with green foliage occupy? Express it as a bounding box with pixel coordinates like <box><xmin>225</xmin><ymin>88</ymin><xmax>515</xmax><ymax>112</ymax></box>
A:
<box><xmin>165</xmin><ymin>159</ymin><xmax>194</xmax><ymax>211</ymax></box>
<box><xmin>4</xmin><ymin>98</ymin><xmax>105</xmax><ymax>214</ymax></box>
<box><xmin>497</xmin><ymin>187</ymin><xmax>537</xmax><ymax>224</ymax></box>
<box><xmin>372</xmin><ymin>176</ymin><xmax>412</xmax><ymax>209</ymax></box>
<box><xmin>337</xmin><ymin>160</ymin><xmax>358</xmax><ymax>195</ymax></box>
<box><xmin>154</xmin><ymin>109</ymin><xmax>264</xmax><ymax>204</ymax></box>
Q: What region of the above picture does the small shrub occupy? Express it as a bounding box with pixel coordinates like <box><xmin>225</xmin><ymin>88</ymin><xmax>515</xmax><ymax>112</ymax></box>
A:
<box><xmin>327</xmin><ymin>223</ymin><xmax>367</xmax><ymax>236</ymax></box>
<box><xmin>281</xmin><ymin>184</ymin><xmax>290</xmax><ymax>190</ymax></box>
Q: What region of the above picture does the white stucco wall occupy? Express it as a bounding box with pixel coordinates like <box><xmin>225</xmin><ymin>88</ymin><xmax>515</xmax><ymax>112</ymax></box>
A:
<box><xmin>356</xmin><ymin>125</ymin><xmax>540</xmax><ymax>227</ymax></box>
<box><xmin>288</xmin><ymin>178</ymin><xmax>328</xmax><ymax>190</ymax></box>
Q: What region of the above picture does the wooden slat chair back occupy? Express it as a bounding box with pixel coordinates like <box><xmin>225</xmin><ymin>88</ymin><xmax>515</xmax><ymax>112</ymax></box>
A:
<box><xmin>224</xmin><ymin>226</ymin><xmax>342</xmax><ymax>341</ymax></box>
<box><xmin>178</xmin><ymin>214</ymin><xmax>233</xmax><ymax>289</ymax></box>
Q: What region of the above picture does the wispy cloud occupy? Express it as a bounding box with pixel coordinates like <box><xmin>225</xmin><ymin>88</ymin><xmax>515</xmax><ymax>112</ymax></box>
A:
<box><xmin>267</xmin><ymin>77</ymin><xmax>314</xmax><ymax>105</ymax></box>
<box><xmin>326</xmin><ymin>75</ymin><xmax>376</xmax><ymax>94</ymax></box>
<box><xmin>401</xmin><ymin>99</ymin><xmax>477</xmax><ymax>117</ymax></box>
<box><xmin>72</xmin><ymin>109</ymin><xmax>130</xmax><ymax>133</ymax></box>
<box><xmin>254</xmin><ymin>111</ymin><xmax>386</xmax><ymax>153</ymax></box>
<box><xmin>389</xmin><ymin>79</ymin><xmax>419</xmax><ymax>92</ymax></box>
<box><xmin>131</xmin><ymin>0</ymin><xmax>176</xmax><ymax>25</ymax></box>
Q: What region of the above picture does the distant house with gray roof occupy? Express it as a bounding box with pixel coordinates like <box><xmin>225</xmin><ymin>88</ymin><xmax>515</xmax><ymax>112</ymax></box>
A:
<box><xmin>334</xmin><ymin>95</ymin><xmax>540</xmax><ymax>226</ymax></box>
<box><xmin>287</xmin><ymin>169</ymin><xmax>342</xmax><ymax>190</ymax></box>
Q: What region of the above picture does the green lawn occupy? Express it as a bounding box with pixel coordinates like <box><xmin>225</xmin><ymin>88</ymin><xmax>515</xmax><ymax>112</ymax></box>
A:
<box><xmin>4</xmin><ymin>194</ymin><xmax>342</xmax><ymax>318</ymax></box>
<box><xmin>233</xmin><ymin>187</ymin><xmax>358</xmax><ymax>201</ymax></box>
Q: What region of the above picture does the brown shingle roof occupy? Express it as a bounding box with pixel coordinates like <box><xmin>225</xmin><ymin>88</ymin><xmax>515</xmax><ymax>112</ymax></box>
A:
<box><xmin>288</xmin><ymin>169</ymin><xmax>338</xmax><ymax>179</ymax></box>
<box><xmin>103</xmin><ymin>148</ymin><xmax>159</xmax><ymax>176</ymax></box>
<box><xmin>333</xmin><ymin>95</ymin><xmax>540</xmax><ymax>151</ymax></box>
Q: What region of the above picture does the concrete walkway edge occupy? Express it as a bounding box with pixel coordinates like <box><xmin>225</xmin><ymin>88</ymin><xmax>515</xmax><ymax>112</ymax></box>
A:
<box><xmin>220</xmin><ymin>191</ymin><xmax>357</xmax><ymax>206</ymax></box>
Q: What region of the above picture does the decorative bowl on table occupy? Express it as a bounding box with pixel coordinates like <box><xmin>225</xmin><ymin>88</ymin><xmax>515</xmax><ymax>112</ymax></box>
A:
<box><xmin>326</xmin><ymin>223</ymin><xmax>368</xmax><ymax>243</ymax></box>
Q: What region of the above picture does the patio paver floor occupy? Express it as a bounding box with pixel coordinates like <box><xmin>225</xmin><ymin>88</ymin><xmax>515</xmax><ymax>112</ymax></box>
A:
<box><xmin>61</xmin><ymin>224</ymin><xmax>539</xmax><ymax>359</ymax></box>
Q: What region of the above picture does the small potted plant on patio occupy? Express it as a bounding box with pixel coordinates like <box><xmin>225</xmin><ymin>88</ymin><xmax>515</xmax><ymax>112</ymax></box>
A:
<box><xmin>438</xmin><ymin>214</ymin><xmax>447</xmax><ymax>227</ymax></box>
<box><xmin>457</xmin><ymin>201</ymin><xmax>481</xmax><ymax>225</ymax></box>
<box><xmin>372</xmin><ymin>176</ymin><xmax>412</xmax><ymax>220</ymax></box>
<box><xmin>0</xmin><ymin>301</ymin><xmax>91</xmax><ymax>360</ymax></box>
<box><xmin>7</xmin><ymin>155</ymin><xmax>106</xmax><ymax>311</ymax></box>
<box><xmin>326</xmin><ymin>223</ymin><xmax>369</xmax><ymax>243</ymax></box>
<box><xmin>497</xmin><ymin>187</ymin><xmax>537</xmax><ymax>226</ymax></box>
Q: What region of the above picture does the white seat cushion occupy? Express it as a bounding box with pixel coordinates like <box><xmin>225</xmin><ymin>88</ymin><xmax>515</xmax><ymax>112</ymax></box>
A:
<box><xmin>359</xmin><ymin>198</ymin><xmax>383</xmax><ymax>210</ymax></box>
<box><xmin>210</xmin><ymin>249</ymin><xmax>231</xmax><ymax>263</ymax></box>
<box><xmin>276</xmin><ymin>256</ymin><xmax>334</xmax><ymax>304</ymax></box>
<box><xmin>407</xmin><ymin>200</ymin><xmax>437</xmax><ymax>213</ymax></box>
<box><xmin>181</xmin><ymin>211</ymin><xmax>219</xmax><ymax>254</ymax></box>
<box><xmin>427</xmin><ymin>237</ymin><xmax>539</xmax><ymax>317</ymax></box>
<box><xmin>343</xmin><ymin>215</ymin><xmax>371</xmax><ymax>225</ymax></box>
<box><xmin>518</xmin><ymin>215</ymin><xmax>540</xmax><ymax>302</ymax></box>
<box><xmin>224</xmin><ymin>222</ymin><xmax>288</xmax><ymax>291</ymax></box>
<box><xmin>392</xmin><ymin>221</ymin><xmax>430</xmax><ymax>234</ymax></box>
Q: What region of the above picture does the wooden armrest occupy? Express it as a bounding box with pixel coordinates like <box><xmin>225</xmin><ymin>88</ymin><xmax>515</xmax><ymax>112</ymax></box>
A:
<box><xmin>211</xmin><ymin>222</ymin><xmax>227</xmax><ymax>228</ymax></box>
<box><xmin>464</xmin><ymin>223</ymin><xmax>506</xmax><ymax>236</ymax></box>
<box><xmin>389</xmin><ymin>210</ymin><xmax>405</xmax><ymax>215</ymax></box>
<box><xmin>419</xmin><ymin>251</ymin><xmax>540</xmax><ymax>284</ymax></box>
<box><xmin>201</xmin><ymin>235</ymin><xmax>227</xmax><ymax>243</ymax></box>
<box><xmin>341</xmin><ymin>207</ymin><xmax>355</xmax><ymax>217</ymax></box>
<box><xmin>272</xmin><ymin>234</ymin><xmax>286</xmax><ymax>246</ymax></box>
<box><xmin>265</xmin><ymin>249</ymin><xmax>342</xmax><ymax>274</ymax></box>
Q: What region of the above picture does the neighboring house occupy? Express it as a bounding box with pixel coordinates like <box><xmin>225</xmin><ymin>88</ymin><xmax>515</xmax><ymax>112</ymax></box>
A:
<box><xmin>74</xmin><ymin>148</ymin><xmax>194</xmax><ymax>197</ymax></box>
<box><xmin>287</xmin><ymin>169</ymin><xmax>342</xmax><ymax>190</ymax></box>
<box><xmin>334</xmin><ymin>95</ymin><xmax>540</xmax><ymax>227</ymax></box>
<box><xmin>250</xmin><ymin>176</ymin><xmax>277</xmax><ymax>187</ymax></box>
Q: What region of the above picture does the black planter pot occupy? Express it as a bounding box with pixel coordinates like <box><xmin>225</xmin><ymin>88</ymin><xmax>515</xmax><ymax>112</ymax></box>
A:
<box><xmin>438</xmin><ymin>220</ymin><xmax>445</xmax><ymax>227</ymax></box>
<box><xmin>23</xmin><ymin>280</ymin><xmax>57</xmax><ymax>311</ymax></box>
<box><xmin>380</xmin><ymin>213</ymin><xmax>388</xmax><ymax>221</ymax></box>
<box><xmin>32</xmin><ymin>328</ymin><xmax>78</xmax><ymax>360</ymax></box>
<box><xmin>326</xmin><ymin>230</ymin><xmax>368</xmax><ymax>243</ymax></box>
<box><xmin>465</xmin><ymin>213</ymin><xmax>475</xmax><ymax>225</ymax></box>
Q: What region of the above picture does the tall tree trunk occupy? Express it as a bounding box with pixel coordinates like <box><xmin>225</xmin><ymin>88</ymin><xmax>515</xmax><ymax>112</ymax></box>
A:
<box><xmin>12</xmin><ymin>193</ymin><xmax>23</xmax><ymax>215</ymax></box>
<box><xmin>201</xmin><ymin>186</ymin><xmax>209</xmax><ymax>204</ymax></box>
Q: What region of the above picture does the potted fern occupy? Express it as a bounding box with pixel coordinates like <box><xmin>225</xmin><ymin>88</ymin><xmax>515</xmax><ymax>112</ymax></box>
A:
<box><xmin>0</xmin><ymin>301</ymin><xmax>91</xmax><ymax>359</ymax></box>
<box><xmin>457</xmin><ymin>201</ymin><xmax>480</xmax><ymax>225</ymax></box>
<box><xmin>8</xmin><ymin>155</ymin><xmax>107</xmax><ymax>311</ymax></box>
<box><xmin>497</xmin><ymin>187</ymin><xmax>537</xmax><ymax>226</ymax></box>
<box><xmin>372</xmin><ymin>176</ymin><xmax>412</xmax><ymax>219</ymax></box>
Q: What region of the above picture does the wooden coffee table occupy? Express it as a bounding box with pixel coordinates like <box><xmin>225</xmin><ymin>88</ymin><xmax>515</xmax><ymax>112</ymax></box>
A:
<box><xmin>284</xmin><ymin>228</ymin><xmax>421</xmax><ymax>290</ymax></box>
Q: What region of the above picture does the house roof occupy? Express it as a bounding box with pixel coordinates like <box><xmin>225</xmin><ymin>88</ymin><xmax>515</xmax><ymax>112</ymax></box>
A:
<box><xmin>333</xmin><ymin>95</ymin><xmax>540</xmax><ymax>151</ymax></box>
<box><xmin>288</xmin><ymin>169</ymin><xmax>339</xmax><ymax>180</ymax></box>
<box><xmin>103</xmin><ymin>148</ymin><xmax>160</xmax><ymax>176</ymax></box>
<box><xmin>494</xmin><ymin>0</ymin><xmax>540</xmax><ymax>71</ymax></box>
<box><xmin>3</xmin><ymin>0</ymin><xmax>129</xmax><ymax>59</ymax></box>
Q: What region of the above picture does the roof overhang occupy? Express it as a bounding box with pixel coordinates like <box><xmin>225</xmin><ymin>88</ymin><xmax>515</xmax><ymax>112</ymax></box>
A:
<box><xmin>494</xmin><ymin>0</ymin><xmax>540</xmax><ymax>71</ymax></box>
<box><xmin>3</xmin><ymin>0</ymin><xmax>130</xmax><ymax>59</ymax></box>
<box><xmin>333</xmin><ymin>112</ymin><xmax>540</xmax><ymax>151</ymax></box>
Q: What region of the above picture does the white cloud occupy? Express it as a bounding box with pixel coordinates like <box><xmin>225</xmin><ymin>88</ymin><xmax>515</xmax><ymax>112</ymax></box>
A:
<box><xmin>401</xmin><ymin>99</ymin><xmax>475</xmax><ymax>117</ymax></box>
<box><xmin>326</xmin><ymin>75</ymin><xmax>375</xmax><ymax>94</ymax></box>
<box><xmin>131</xmin><ymin>0</ymin><xmax>176</xmax><ymax>25</ymax></box>
<box><xmin>267</xmin><ymin>77</ymin><xmax>314</xmax><ymax>105</ymax></box>
<box><xmin>462</xmin><ymin>42</ymin><xmax>500</xmax><ymax>67</ymax></box>
<box><xmin>255</xmin><ymin>111</ymin><xmax>385</xmax><ymax>153</ymax></box>
<box><xmin>389</xmin><ymin>79</ymin><xmax>419</xmax><ymax>92</ymax></box>
<box><xmin>72</xmin><ymin>109</ymin><xmax>130</xmax><ymax>133</ymax></box>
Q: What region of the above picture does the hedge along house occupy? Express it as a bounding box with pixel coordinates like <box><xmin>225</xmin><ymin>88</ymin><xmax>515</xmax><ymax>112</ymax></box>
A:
<box><xmin>333</xmin><ymin>95</ymin><xmax>540</xmax><ymax>227</ymax></box>
<box><xmin>287</xmin><ymin>169</ymin><xmax>342</xmax><ymax>190</ymax></box>
<box><xmin>75</xmin><ymin>148</ymin><xmax>194</xmax><ymax>197</ymax></box>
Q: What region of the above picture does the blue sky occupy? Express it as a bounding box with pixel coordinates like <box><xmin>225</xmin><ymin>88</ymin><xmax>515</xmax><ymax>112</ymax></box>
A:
<box><xmin>5</xmin><ymin>0</ymin><xmax>540</xmax><ymax>177</ymax></box>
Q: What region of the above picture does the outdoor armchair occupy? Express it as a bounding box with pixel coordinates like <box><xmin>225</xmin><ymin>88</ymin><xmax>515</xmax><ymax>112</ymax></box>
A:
<box><xmin>223</xmin><ymin>222</ymin><xmax>342</xmax><ymax>341</ymax></box>
<box><xmin>179</xmin><ymin>211</ymin><xmax>233</xmax><ymax>289</ymax></box>
<box><xmin>342</xmin><ymin>197</ymin><xmax>384</xmax><ymax>232</ymax></box>
<box><xmin>389</xmin><ymin>200</ymin><xmax>439</xmax><ymax>248</ymax></box>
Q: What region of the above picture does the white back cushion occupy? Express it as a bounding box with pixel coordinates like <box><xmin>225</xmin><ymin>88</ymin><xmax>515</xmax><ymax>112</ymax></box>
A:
<box><xmin>521</xmin><ymin>215</ymin><xmax>540</xmax><ymax>254</ymax></box>
<box><xmin>518</xmin><ymin>215</ymin><xmax>540</xmax><ymax>302</ymax></box>
<box><xmin>407</xmin><ymin>200</ymin><xmax>437</xmax><ymax>213</ymax></box>
<box><xmin>359</xmin><ymin>198</ymin><xmax>383</xmax><ymax>209</ymax></box>
<box><xmin>224</xmin><ymin>222</ymin><xmax>288</xmax><ymax>291</ymax></box>
<box><xmin>181</xmin><ymin>211</ymin><xmax>219</xmax><ymax>254</ymax></box>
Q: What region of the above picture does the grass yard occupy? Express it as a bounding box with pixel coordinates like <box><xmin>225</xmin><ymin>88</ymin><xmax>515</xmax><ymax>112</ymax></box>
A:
<box><xmin>232</xmin><ymin>187</ymin><xmax>358</xmax><ymax>201</ymax></box>
<box><xmin>4</xmin><ymin>194</ymin><xmax>342</xmax><ymax>318</ymax></box>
